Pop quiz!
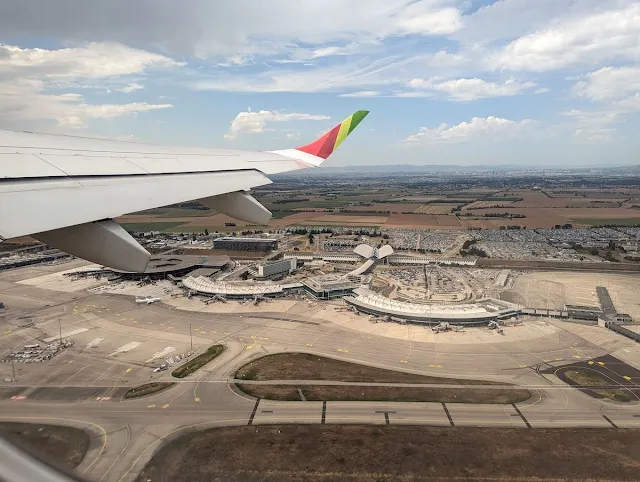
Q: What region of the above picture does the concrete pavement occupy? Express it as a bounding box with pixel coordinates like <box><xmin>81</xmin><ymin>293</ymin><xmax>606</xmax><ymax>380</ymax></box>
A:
<box><xmin>2</xmin><ymin>284</ymin><xmax>640</xmax><ymax>481</ymax></box>
<box><xmin>3</xmin><ymin>349</ymin><xmax>640</xmax><ymax>482</ymax></box>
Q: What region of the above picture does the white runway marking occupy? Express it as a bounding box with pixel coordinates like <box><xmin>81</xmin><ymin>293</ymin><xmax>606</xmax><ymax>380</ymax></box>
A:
<box><xmin>109</xmin><ymin>342</ymin><xmax>141</xmax><ymax>356</ymax></box>
<box><xmin>43</xmin><ymin>328</ymin><xmax>88</xmax><ymax>342</ymax></box>
<box><xmin>86</xmin><ymin>337</ymin><xmax>104</xmax><ymax>348</ymax></box>
<box><xmin>146</xmin><ymin>346</ymin><xmax>176</xmax><ymax>363</ymax></box>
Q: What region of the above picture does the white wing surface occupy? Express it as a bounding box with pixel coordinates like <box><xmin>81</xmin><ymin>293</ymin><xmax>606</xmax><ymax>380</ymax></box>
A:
<box><xmin>0</xmin><ymin>110</ymin><xmax>368</xmax><ymax>271</ymax></box>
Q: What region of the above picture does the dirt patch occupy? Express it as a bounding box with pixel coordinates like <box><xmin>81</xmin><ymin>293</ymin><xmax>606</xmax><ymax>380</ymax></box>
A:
<box><xmin>237</xmin><ymin>384</ymin><xmax>531</xmax><ymax>404</ymax></box>
<box><xmin>235</xmin><ymin>353</ymin><xmax>504</xmax><ymax>384</ymax></box>
<box><xmin>136</xmin><ymin>425</ymin><xmax>640</xmax><ymax>482</ymax></box>
<box><xmin>0</xmin><ymin>422</ymin><xmax>89</xmax><ymax>469</ymax></box>
<box><xmin>123</xmin><ymin>382</ymin><xmax>175</xmax><ymax>399</ymax></box>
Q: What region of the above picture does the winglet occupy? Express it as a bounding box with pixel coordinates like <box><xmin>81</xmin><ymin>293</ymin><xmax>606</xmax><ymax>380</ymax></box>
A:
<box><xmin>268</xmin><ymin>110</ymin><xmax>369</xmax><ymax>168</ymax></box>
<box><xmin>296</xmin><ymin>110</ymin><xmax>369</xmax><ymax>159</ymax></box>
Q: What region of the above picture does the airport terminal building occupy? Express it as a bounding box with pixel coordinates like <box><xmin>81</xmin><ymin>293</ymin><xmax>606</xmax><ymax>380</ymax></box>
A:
<box><xmin>110</xmin><ymin>255</ymin><xmax>230</xmax><ymax>281</ymax></box>
<box><xmin>213</xmin><ymin>237</ymin><xmax>278</xmax><ymax>252</ymax></box>
<box><xmin>302</xmin><ymin>274</ymin><xmax>360</xmax><ymax>300</ymax></box>
<box><xmin>344</xmin><ymin>288</ymin><xmax>521</xmax><ymax>325</ymax></box>
<box><xmin>181</xmin><ymin>276</ymin><xmax>303</xmax><ymax>299</ymax></box>
<box><xmin>248</xmin><ymin>257</ymin><xmax>297</xmax><ymax>281</ymax></box>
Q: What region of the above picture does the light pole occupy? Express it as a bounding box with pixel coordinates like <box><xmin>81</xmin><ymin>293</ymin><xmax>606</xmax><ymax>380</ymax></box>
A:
<box><xmin>10</xmin><ymin>348</ymin><xmax>16</xmax><ymax>382</ymax></box>
<box><xmin>58</xmin><ymin>318</ymin><xmax>62</xmax><ymax>344</ymax></box>
<box><xmin>189</xmin><ymin>322</ymin><xmax>193</xmax><ymax>351</ymax></box>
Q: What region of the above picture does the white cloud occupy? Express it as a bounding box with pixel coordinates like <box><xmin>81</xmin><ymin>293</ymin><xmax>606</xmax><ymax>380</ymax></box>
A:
<box><xmin>338</xmin><ymin>91</ymin><xmax>382</xmax><ymax>97</ymax></box>
<box><xmin>0</xmin><ymin>1</ymin><xmax>463</xmax><ymax>59</ymax></box>
<box><xmin>403</xmin><ymin>116</ymin><xmax>532</xmax><ymax>143</ymax></box>
<box><xmin>83</xmin><ymin>102</ymin><xmax>172</xmax><ymax>119</ymax></box>
<box><xmin>488</xmin><ymin>4</ymin><xmax>640</xmax><ymax>72</ymax></box>
<box><xmin>0</xmin><ymin>43</ymin><xmax>180</xmax><ymax>128</ymax></box>
<box><xmin>562</xmin><ymin>109</ymin><xmax>620</xmax><ymax>142</ymax></box>
<box><xmin>0</xmin><ymin>42</ymin><xmax>183</xmax><ymax>80</ymax></box>
<box><xmin>455</xmin><ymin>0</ymin><xmax>617</xmax><ymax>45</ymax></box>
<box><xmin>407</xmin><ymin>77</ymin><xmax>536</xmax><ymax>101</ymax></box>
<box><xmin>0</xmin><ymin>79</ymin><xmax>172</xmax><ymax>128</ymax></box>
<box><xmin>224</xmin><ymin>109</ymin><xmax>330</xmax><ymax>140</ymax></box>
<box><xmin>306</xmin><ymin>43</ymin><xmax>363</xmax><ymax>59</ymax></box>
<box><xmin>394</xmin><ymin>3</ymin><xmax>461</xmax><ymax>35</ymax></box>
<box><xmin>194</xmin><ymin>55</ymin><xmax>417</xmax><ymax>93</ymax></box>
<box><xmin>572</xmin><ymin>66</ymin><xmax>640</xmax><ymax>102</ymax></box>
<box><xmin>117</xmin><ymin>82</ymin><xmax>145</xmax><ymax>93</ymax></box>
<box><xmin>392</xmin><ymin>91</ymin><xmax>431</xmax><ymax>98</ymax></box>
<box><xmin>565</xmin><ymin>65</ymin><xmax>640</xmax><ymax>141</ymax></box>
<box><xmin>425</xmin><ymin>50</ymin><xmax>467</xmax><ymax>67</ymax></box>
<box><xmin>217</xmin><ymin>54</ymin><xmax>254</xmax><ymax>67</ymax></box>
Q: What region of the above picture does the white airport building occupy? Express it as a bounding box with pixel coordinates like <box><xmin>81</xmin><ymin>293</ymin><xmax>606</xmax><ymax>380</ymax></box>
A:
<box><xmin>344</xmin><ymin>288</ymin><xmax>521</xmax><ymax>325</ymax></box>
<box><xmin>182</xmin><ymin>276</ymin><xmax>303</xmax><ymax>298</ymax></box>
<box><xmin>285</xmin><ymin>252</ymin><xmax>476</xmax><ymax>267</ymax></box>
<box><xmin>248</xmin><ymin>257</ymin><xmax>297</xmax><ymax>280</ymax></box>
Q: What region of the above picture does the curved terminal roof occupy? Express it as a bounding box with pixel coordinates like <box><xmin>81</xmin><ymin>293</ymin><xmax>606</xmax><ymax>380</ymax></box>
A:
<box><xmin>345</xmin><ymin>288</ymin><xmax>520</xmax><ymax>323</ymax></box>
<box><xmin>183</xmin><ymin>276</ymin><xmax>302</xmax><ymax>296</ymax></box>
<box><xmin>377</xmin><ymin>244</ymin><xmax>394</xmax><ymax>259</ymax></box>
<box><xmin>353</xmin><ymin>243</ymin><xmax>394</xmax><ymax>260</ymax></box>
<box><xmin>353</xmin><ymin>244</ymin><xmax>375</xmax><ymax>259</ymax></box>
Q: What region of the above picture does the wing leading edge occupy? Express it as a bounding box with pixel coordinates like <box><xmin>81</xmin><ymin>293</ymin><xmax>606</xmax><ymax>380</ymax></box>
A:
<box><xmin>0</xmin><ymin>110</ymin><xmax>368</xmax><ymax>271</ymax></box>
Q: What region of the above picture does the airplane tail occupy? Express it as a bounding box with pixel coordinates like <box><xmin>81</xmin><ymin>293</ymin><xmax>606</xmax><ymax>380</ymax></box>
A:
<box><xmin>269</xmin><ymin>110</ymin><xmax>369</xmax><ymax>167</ymax></box>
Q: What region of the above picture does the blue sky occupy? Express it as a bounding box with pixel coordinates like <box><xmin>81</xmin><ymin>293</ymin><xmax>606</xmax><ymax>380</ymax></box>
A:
<box><xmin>0</xmin><ymin>0</ymin><xmax>639</xmax><ymax>167</ymax></box>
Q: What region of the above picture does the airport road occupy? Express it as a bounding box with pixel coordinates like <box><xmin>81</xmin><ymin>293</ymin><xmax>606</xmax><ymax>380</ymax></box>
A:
<box><xmin>2</xmin><ymin>377</ymin><xmax>640</xmax><ymax>482</ymax></box>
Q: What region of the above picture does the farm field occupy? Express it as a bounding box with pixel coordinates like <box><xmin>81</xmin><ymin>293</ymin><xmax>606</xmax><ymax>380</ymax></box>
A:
<box><xmin>119</xmin><ymin>221</ymin><xmax>188</xmax><ymax>232</ymax></box>
<box><xmin>413</xmin><ymin>204</ymin><xmax>455</xmax><ymax>214</ymax></box>
<box><xmin>463</xmin><ymin>200</ymin><xmax>516</xmax><ymax>210</ymax></box>
<box><xmin>343</xmin><ymin>203</ymin><xmax>423</xmax><ymax>213</ymax></box>
<box><xmin>299</xmin><ymin>214</ymin><xmax>389</xmax><ymax>225</ymax></box>
<box><xmin>115</xmin><ymin>185</ymin><xmax>640</xmax><ymax>232</ymax></box>
<box><xmin>385</xmin><ymin>213</ymin><xmax>463</xmax><ymax>228</ymax></box>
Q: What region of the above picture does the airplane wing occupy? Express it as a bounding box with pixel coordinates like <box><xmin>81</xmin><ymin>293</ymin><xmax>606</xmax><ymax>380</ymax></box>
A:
<box><xmin>0</xmin><ymin>110</ymin><xmax>368</xmax><ymax>271</ymax></box>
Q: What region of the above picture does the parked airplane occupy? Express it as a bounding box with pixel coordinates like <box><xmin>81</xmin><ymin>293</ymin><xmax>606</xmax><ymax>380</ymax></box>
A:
<box><xmin>135</xmin><ymin>296</ymin><xmax>161</xmax><ymax>304</ymax></box>
<box><xmin>0</xmin><ymin>111</ymin><xmax>369</xmax><ymax>272</ymax></box>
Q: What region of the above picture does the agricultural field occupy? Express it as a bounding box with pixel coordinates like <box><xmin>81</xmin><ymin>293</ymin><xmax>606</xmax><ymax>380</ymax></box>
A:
<box><xmin>298</xmin><ymin>214</ymin><xmax>389</xmax><ymax>225</ymax></box>
<box><xmin>463</xmin><ymin>200</ymin><xmax>515</xmax><ymax>210</ymax></box>
<box><xmin>413</xmin><ymin>204</ymin><xmax>455</xmax><ymax>214</ymax></box>
<box><xmin>385</xmin><ymin>213</ymin><xmax>463</xmax><ymax>228</ymax></box>
<box><xmin>114</xmin><ymin>182</ymin><xmax>640</xmax><ymax>233</ymax></box>
<box><xmin>119</xmin><ymin>221</ymin><xmax>189</xmax><ymax>232</ymax></box>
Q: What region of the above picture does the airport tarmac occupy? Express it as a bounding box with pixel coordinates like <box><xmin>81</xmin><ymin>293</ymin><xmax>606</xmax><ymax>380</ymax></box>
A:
<box><xmin>2</xmin><ymin>260</ymin><xmax>640</xmax><ymax>481</ymax></box>
<box><xmin>510</xmin><ymin>271</ymin><xmax>640</xmax><ymax>320</ymax></box>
